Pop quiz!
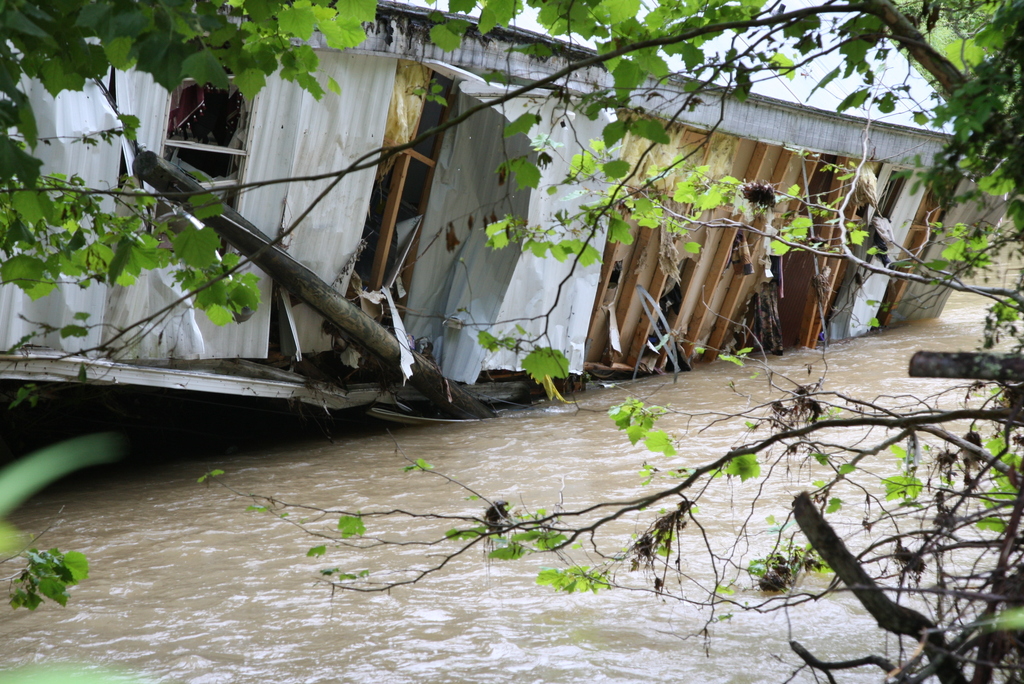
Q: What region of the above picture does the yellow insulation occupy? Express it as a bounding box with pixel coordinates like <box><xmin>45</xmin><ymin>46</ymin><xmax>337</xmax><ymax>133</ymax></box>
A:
<box><xmin>618</xmin><ymin>116</ymin><xmax>705</xmax><ymax>193</ymax></box>
<box><xmin>378</xmin><ymin>60</ymin><xmax>432</xmax><ymax>179</ymax></box>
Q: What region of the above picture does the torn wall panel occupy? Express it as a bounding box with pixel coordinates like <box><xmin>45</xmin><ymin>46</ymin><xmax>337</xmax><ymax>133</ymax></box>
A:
<box><xmin>483</xmin><ymin>98</ymin><xmax>608</xmax><ymax>375</ymax></box>
<box><xmin>0</xmin><ymin>80</ymin><xmax>120</xmax><ymax>354</ymax></box>
<box><xmin>278</xmin><ymin>53</ymin><xmax>398</xmax><ymax>354</ymax></box>
<box><xmin>404</xmin><ymin>91</ymin><xmax>533</xmax><ymax>383</ymax></box>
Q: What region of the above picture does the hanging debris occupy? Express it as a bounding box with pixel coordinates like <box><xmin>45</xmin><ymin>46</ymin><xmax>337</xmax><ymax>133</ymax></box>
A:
<box><xmin>740</xmin><ymin>180</ymin><xmax>777</xmax><ymax>213</ymax></box>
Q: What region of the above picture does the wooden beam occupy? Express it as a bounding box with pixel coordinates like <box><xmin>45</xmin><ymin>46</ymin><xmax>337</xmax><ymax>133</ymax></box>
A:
<box><xmin>701</xmin><ymin>142</ymin><xmax>773</xmax><ymax>362</ymax></box>
<box><xmin>369</xmin><ymin>153</ymin><xmax>412</xmax><ymax>290</ymax></box>
<box><xmin>681</xmin><ymin>223</ymin><xmax>737</xmax><ymax>358</ymax></box>
<box><xmin>798</xmin><ymin>156</ymin><xmax>848</xmax><ymax>348</ymax></box>
<box><xmin>398</xmin><ymin>77</ymin><xmax>452</xmax><ymax>304</ymax></box>
<box><xmin>611</xmin><ymin>222</ymin><xmax>653</xmax><ymax>364</ymax></box>
<box><xmin>585</xmin><ymin>233</ymin><xmax>629</xmax><ymax>363</ymax></box>
<box><xmin>625</xmin><ymin>229</ymin><xmax>667</xmax><ymax>364</ymax></box>
<box><xmin>656</xmin><ymin>255</ymin><xmax>698</xmax><ymax>368</ymax></box>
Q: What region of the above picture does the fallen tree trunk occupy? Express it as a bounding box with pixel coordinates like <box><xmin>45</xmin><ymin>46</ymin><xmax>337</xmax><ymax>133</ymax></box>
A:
<box><xmin>909</xmin><ymin>351</ymin><xmax>1024</xmax><ymax>382</ymax></box>
<box><xmin>134</xmin><ymin>151</ymin><xmax>495</xmax><ymax>420</ymax></box>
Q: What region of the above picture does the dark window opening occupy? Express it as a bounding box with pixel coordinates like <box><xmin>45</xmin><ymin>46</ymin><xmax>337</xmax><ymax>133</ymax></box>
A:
<box><xmin>163</xmin><ymin>82</ymin><xmax>249</xmax><ymax>206</ymax></box>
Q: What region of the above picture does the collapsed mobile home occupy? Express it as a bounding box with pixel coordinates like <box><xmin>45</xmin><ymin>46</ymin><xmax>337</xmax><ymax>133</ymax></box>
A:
<box><xmin>0</xmin><ymin>2</ymin><xmax>1006</xmax><ymax>424</ymax></box>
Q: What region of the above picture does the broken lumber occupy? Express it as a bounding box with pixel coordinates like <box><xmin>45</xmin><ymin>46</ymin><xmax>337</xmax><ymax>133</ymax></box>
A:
<box><xmin>134</xmin><ymin>151</ymin><xmax>495</xmax><ymax>420</ymax></box>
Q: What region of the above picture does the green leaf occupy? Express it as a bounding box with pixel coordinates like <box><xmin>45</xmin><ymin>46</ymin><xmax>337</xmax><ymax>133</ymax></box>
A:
<box><xmin>849</xmin><ymin>229</ymin><xmax>868</xmax><ymax>245</ymax></box>
<box><xmin>203</xmin><ymin>303</ymin><xmax>234</xmax><ymax>326</ymax></box>
<box><xmin>1</xmin><ymin>254</ymin><xmax>45</xmax><ymax>290</ymax></box>
<box><xmin>0</xmin><ymin>434</ymin><xmax>125</xmax><ymax>519</ymax></box>
<box><xmin>684</xmin><ymin>241</ymin><xmax>701</xmax><ymax>254</ymax></box>
<box><xmin>602</xmin><ymin>160</ymin><xmax>631</xmax><ymax>179</ymax></box>
<box><xmin>504</xmin><ymin>112</ymin><xmax>540</xmax><ymax>138</ymax></box>
<box><xmin>172</xmin><ymin>225</ymin><xmax>221</xmax><ymax>268</ymax></box>
<box><xmin>769</xmin><ymin>52</ymin><xmax>796</xmax><ymax>80</ymax></box>
<box><xmin>602</xmin><ymin>119</ymin><xmax>628</xmax><ymax>148</ymax></box>
<box><xmin>607</xmin><ymin>216</ymin><xmax>634</xmax><ymax>244</ymax></box>
<box><xmin>59</xmin><ymin>325</ymin><xmax>88</xmax><ymax>339</ymax></box>
<box><xmin>307</xmin><ymin>545</ymin><xmax>327</xmax><ymax>557</ymax></box>
<box><xmin>644</xmin><ymin>430</ymin><xmax>676</xmax><ymax>456</ymax></box>
<box><xmin>838</xmin><ymin>463</ymin><xmax>856</xmax><ymax>475</ymax></box>
<box><xmin>278</xmin><ymin>2</ymin><xmax>317</xmax><ymax>40</ymax></box>
<box><xmin>233</xmin><ymin>69</ymin><xmax>267</xmax><ymax>99</ymax></box>
<box><xmin>631</xmin><ymin>118</ymin><xmax>670</xmax><ymax>144</ymax></box>
<box><xmin>725</xmin><ymin>454</ymin><xmax>760</xmax><ymax>482</ymax></box>
<box><xmin>522</xmin><ymin>347</ymin><xmax>569</xmax><ymax>383</ymax></box>
<box><xmin>62</xmin><ymin>551</ymin><xmax>90</xmax><ymax>581</ymax></box>
<box><xmin>489</xmin><ymin>542</ymin><xmax>527</xmax><ymax>560</ymax></box>
<box><xmin>12</xmin><ymin>190</ymin><xmax>52</xmax><ymax>224</ymax></box>
<box><xmin>181</xmin><ymin>50</ymin><xmax>230</xmax><ymax>89</ymax></box>
<box><xmin>335</xmin><ymin>0</ymin><xmax>377</xmax><ymax>23</ymax></box>
<box><xmin>826</xmin><ymin>497</ymin><xmax>842</xmax><ymax>513</ymax></box>
<box><xmin>337</xmin><ymin>515</ymin><xmax>366</xmax><ymax>538</ymax></box>
<box><xmin>318</xmin><ymin>16</ymin><xmax>367</xmax><ymax>49</ymax></box>
<box><xmin>977</xmin><ymin>517</ymin><xmax>1006</xmax><ymax>533</ymax></box>
<box><xmin>770</xmin><ymin>239</ymin><xmax>790</xmax><ymax>255</ymax></box>
<box><xmin>600</xmin><ymin>0</ymin><xmax>640</xmax><ymax>23</ymax></box>
<box><xmin>430</xmin><ymin>22</ymin><xmax>464</xmax><ymax>52</ymax></box>
<box><xmin>508</xmin><ymin>157</ymin><xmax>541</xmax><ymax>190</ymax></box>
<box><xmin>883</xmin><ymin>475</ymin><xmax>923</xmax><ymax>501</ymax></box>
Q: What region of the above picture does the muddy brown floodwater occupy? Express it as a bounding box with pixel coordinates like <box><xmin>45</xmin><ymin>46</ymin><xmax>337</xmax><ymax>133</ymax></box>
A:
<box><xmin>0</xmin><ymin>289</ymin><xmax>1005</xmax><ymax>683</ymax></box>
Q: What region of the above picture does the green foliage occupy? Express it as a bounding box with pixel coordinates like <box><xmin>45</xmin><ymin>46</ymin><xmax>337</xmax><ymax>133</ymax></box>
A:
<box><xmin>725</xmin><ymin>453</ymin><xmax>761</xmax><ymax>482</ymax></box>
<box><xmin>536</xmin><ymin>566</ymin><xmax>611</xmax><ymax>593</ymax></box>
<box><xmin>197</xmin><ymin>469</ymin><xmax>225</xmax><ymax>483</ymax></box>
<box><xmin>522</xmin><ymin>347</ymin><xmax>570</xmax><ymax>383</ymax></box>
<box><xmin>609</xmin><ymin>398</ymin><xmax>668</xmax><ymax>446</ymax></box>
<box><xmin>403</xmin><ymin>458</ymin><xmax>434</xmax><ymax>472</ymax></box>
<box><xmin>883</xmin><ymin>474</ymin><xmax>924</xmax><ymax>502</ymax></box>
<box><xmin>10</xmin><ymin>548</ymin><xmax>89</xmax><ymax>610</ymax></box>
<box><xmin>337</xmin><ymin>515</ymin><xmax>366</xmax><ymax>538</ymax></box>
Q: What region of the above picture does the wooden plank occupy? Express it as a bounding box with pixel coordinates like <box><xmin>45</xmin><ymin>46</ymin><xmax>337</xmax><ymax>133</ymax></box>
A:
<box><xmin>398</xmin><ymin>76</ymin><xmax>452</xmax><ymax>304</ymax></box>
<box><xmin>611</xmin><ymin>223</ymin><xmax>654</xmax><ymax>364</ymax></box>
<box><xmin>656</xmin><ymin>255</ymin><xmax>698</xmax><ymax>368</ymax></box>
<box><xmin>798</xmin><ymin>156</ymin><xmax>848</xmax><ymax>348</ymax></box>
<box><xmin>369</xmin><ymin>152</ymin><xmax>412</xmax><ymax>290</ymax></box>
<box><xmin>585</xmin><ymin>231</ymin><xmax>632</xmax><ymax>363</ymax></box>
<box><xmin>701</xmin><ymin>142</ymin><xmax>773</xmax><ymax>361</ymax></box>
<box><xmin>681</xmin><ymin>224</ymin><xmax>736</xmax><ymax>358</ymax></box>
<box><xmin>625</xmin><ymin>230</ymin><xmax>668</xmax><ymax>364</ymax></box>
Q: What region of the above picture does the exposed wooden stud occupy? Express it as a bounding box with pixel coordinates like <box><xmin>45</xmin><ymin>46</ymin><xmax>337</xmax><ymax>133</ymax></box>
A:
<box><xmin>369</xmin><ymin>152</ymin><xmax>412</xmax><ymax>290</ymax></box>
<box><xmin>681</xmin><ymin>224</ymin><xmax>736</xmax><ymax>358</ymax></box>
<box><xmin>702</xmin><ymin>142</ymin><xmax>772</xmax><ymax>362</ymax></box>
<box><xmin>625</xmin><ymin>229</ymin><xmax>668</xmax><ymax>364</ymax></box>
<box><xmin>611</xmin><ymin>223</ymin><xmax>654</xmax><ymax>365</ymax></box>
<box><xmin>656</xmin><ymin>255</ymin><xmax>698</xmax><ymax>368</ymax></box>
<box><xmin>798</xmin><ymin>156</ymin><xmax>848</xmax><ymax>348</ymax></box>
<box><xmin>398</xmin><ymin>76</ymin><xmax>452</xmax><ymax>304</ymax></box>
<box><xmin>585</xmin><ymin>230</ymin><xmax>631</xmax><ymax>363</ymax></box>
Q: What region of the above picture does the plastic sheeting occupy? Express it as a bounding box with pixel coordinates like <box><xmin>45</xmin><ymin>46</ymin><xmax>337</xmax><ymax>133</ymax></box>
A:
<box><xmin>403</xmin><ymin>90</ymin><xmax>533</xmax><ymax>383</ymax></box>
<box><xmin>481</xmin><ymin>97</ymin><xmax>609</xmax><ymax>376</ymax></box>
